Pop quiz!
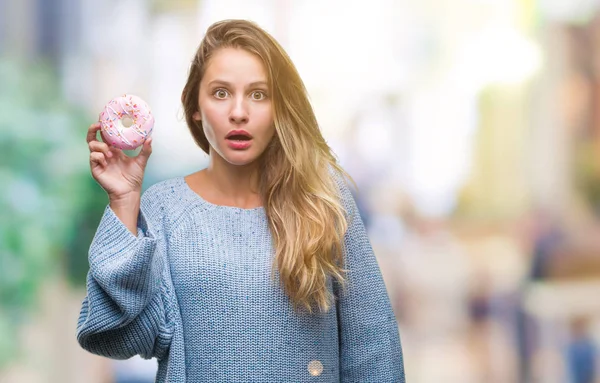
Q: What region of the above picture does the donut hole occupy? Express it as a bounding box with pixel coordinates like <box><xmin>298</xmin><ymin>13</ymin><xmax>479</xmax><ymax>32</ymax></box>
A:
<box><xmin>121</xmin><ymin>116</ymin><xmax>134</xmax><ymax>128</ymax></box>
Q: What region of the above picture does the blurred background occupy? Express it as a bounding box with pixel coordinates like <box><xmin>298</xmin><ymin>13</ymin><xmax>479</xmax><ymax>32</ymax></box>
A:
<box><xmin>2</xmin><ymin>0</ymin><xmax>600</xmax><ymax>382</ymax></box>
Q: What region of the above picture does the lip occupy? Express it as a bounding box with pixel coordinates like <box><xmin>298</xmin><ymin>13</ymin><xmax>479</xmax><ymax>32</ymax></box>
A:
<box><xmin>226</xmin><ymin>140</ymin><xmax>252</xmax><ymax>150</ymax></box>
<box><xmin>225</xmin><ymin>129</ymin><xmax>253</xmax><ymax>139</ymax></box>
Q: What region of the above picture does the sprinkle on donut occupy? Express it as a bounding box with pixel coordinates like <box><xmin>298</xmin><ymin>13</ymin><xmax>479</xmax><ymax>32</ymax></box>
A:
<box><xmin>98</xmin><ymin>94</ymin><xmax>154</xmax><ymax>150</ymax></box>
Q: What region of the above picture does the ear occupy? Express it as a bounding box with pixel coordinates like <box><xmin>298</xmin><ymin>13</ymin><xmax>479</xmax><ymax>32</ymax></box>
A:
<box><xmin>193</xmin><ymin>111</ymin><xmax>201</xmax><ymax>121</ymax></box>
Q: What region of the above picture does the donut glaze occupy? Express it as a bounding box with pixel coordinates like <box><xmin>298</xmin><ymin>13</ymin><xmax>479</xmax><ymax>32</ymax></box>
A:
<box><xmin>99</xmin><ymin>94</ymin><xmax>154</xmax><ymax>150</ymax></box>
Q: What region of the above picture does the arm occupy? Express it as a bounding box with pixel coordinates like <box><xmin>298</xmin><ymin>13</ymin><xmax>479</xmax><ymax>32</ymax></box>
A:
<box><xmin>76</xmin><ymin>185</ymin><xmax>175</xmax><ymax>360</ymax></box>
<box><xmin>333</xmin><ymin>174</ymin><xmax>406</xmax><ymax>382</ymax></box>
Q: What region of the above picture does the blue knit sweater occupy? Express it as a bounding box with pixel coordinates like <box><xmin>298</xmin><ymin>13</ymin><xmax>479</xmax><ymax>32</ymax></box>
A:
<box><xmin>76</xmin><ymin>174</ymin><xmax>405</xmax><ymax>382</ymax></box>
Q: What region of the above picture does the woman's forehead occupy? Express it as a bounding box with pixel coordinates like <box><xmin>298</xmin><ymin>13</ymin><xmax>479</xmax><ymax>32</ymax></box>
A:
<box><xmin>203</xmin><ymin>48</ymin><xmax>268</xmax><ymax>83</ymax></box>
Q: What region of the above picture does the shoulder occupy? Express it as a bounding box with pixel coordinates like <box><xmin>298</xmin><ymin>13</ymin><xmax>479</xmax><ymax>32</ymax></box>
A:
<box><xmin>140</xmin><ymin>177</ymin><xmax>183</xmax><ymax>206</ymax></box>
<box><xmin>139</xmin><ymin>177</ymin><xmax>192</xmax><ymax>230</ymax></box>
<box><xmin>328</xmin><ymin>165</ymin><xmax>358</xmax><ymax>216</ymax></box>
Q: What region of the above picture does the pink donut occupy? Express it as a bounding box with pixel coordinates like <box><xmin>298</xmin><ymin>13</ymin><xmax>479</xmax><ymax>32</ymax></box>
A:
<box><xmin>98</xmin><ymin>94</ymin><xmax>154</xmax><ymax>150</ymax></box>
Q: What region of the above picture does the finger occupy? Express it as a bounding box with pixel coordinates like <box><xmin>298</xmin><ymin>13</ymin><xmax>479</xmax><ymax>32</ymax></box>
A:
<box><xmin>137</xmin><ymin>137</ymin><xmax>153</xmax><ymax>161</ymax></box>
<box><xmin>86</xmin><ymin>123</ymin><xmax>102</xmax><ymax>144</ymax></box>
<box><xmin>88</xmin><ymin>140</ymin><xmax>113</xmax><ymax>158</ymax></box>
<box><xmin>90</xmin><ymin>151</ymin><xmax>108</xmax><ymax>168</ymax></box>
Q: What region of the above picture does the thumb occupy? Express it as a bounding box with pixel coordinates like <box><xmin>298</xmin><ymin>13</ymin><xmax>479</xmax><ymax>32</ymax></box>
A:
<box><xmin>136</xmin><ymin>137</ymin><xmax>153</xmax><ymax>164</ymax></box>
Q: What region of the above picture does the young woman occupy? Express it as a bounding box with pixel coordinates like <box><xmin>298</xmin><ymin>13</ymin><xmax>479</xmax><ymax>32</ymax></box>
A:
<box><xmin>78</xmin><ymin>19</ymin><xmax>405</xmax><ymax>382</ymax></box>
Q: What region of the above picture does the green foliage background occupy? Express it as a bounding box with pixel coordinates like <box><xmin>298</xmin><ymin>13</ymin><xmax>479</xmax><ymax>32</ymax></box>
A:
<box><xmin>0</xmin><ymin>58</ymin><xmax>106</xmax><ymax>367</ymax></box>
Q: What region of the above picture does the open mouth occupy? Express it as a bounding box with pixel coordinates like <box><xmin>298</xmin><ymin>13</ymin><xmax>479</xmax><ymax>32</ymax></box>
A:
<box><xmin>225</xmin><ymin>130</ymin><xmax>253</xmax><ymax>149</ymax></box>
<box><xmin>225</xmin><ymin>129</ymin><xmax>253</xmax><ymax>142</ymax></box>
<box><xmin>226</xmin><ymin>135</ymin><xmax>252</xmax><ymax>141</ymax></box>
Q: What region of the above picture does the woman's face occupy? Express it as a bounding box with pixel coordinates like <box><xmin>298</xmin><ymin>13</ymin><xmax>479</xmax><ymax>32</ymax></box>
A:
<box><xmin>194</xmin><ymin>47</ymin><xmax>275</xmax><ymax>166</ymax></box>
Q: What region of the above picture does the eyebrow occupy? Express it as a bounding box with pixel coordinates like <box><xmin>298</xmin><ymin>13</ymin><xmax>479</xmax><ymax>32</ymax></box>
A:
<box><xmin>207</xmin><ymin>80</ymin><xmax>269</xmax><ymax>89</ymax></box>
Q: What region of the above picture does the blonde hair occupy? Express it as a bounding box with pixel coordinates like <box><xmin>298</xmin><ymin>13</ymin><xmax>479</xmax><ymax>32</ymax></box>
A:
<box><xmin>181</xmin><ymin>19</ymin><xmax>352</xmax><ymax>314</ymax></box>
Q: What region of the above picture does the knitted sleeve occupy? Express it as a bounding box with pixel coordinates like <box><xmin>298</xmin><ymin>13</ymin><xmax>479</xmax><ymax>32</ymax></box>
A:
<box><xmin>76</xmin><ymin>185</ymin><xmax>175</xmax><ymax>361</ymax></box>
<box><xmin>333</xmin><ymin>173</ymin><xmax>406</xmax><ymax>382</ymax></box>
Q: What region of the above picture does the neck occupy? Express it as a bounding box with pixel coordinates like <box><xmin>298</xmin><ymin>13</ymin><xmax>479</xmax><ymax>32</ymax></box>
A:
<box><xmin>204</xmin><ymin>151</ymin><xmax>262</xmax><ymax>208</ymax></box>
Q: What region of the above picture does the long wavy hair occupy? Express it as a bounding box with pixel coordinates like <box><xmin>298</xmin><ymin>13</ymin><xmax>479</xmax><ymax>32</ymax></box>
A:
<box><xmin>181</xmin><ymin>19</ymin><xmax>353</xmax><ymax>314</ymax></box>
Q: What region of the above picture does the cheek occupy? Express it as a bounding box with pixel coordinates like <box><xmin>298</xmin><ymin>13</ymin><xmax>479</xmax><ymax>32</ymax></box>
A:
<box><xmin>200</xmin><ymin>116</ymin><xmax>218</xmax><ymax>146</ymax></box>
<box><xmin>200</xmin><ymin>106</ymin><xmax>223</xmax><ymax>139</ymax></box>
<box><xmin>202</xmin><ymin>122</ymin><xmax>215</xmax><ymax>142</ymax></box>
<box><xmin>264</xmin><ymin>124</ymin><xmax>276</xmax><ymax>143</ymax></box>
<box><xmin>256</xmin><ymin>106</ymin><xmax>275</xmax><ymax>138</ymax></box>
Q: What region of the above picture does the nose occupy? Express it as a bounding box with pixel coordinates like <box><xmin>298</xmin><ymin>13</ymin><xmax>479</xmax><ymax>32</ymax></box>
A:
<box><xmin>229</xmin><ymin>97</ymin><xmax>249</xmax><ymax>125</ymax></box>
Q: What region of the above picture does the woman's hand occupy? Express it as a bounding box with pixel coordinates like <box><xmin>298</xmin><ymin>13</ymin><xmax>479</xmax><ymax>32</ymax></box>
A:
<box><xmin>87</xmin><ymin>122</ymin><xmax>153</xmax><ymax>201</ymax></box>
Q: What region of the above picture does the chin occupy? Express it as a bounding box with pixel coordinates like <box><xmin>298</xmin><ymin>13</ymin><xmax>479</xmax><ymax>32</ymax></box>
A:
<box><xmin>222</xmin><ymin>151</ymin><xmax>261</xmax><ymax>167</ymax></box>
